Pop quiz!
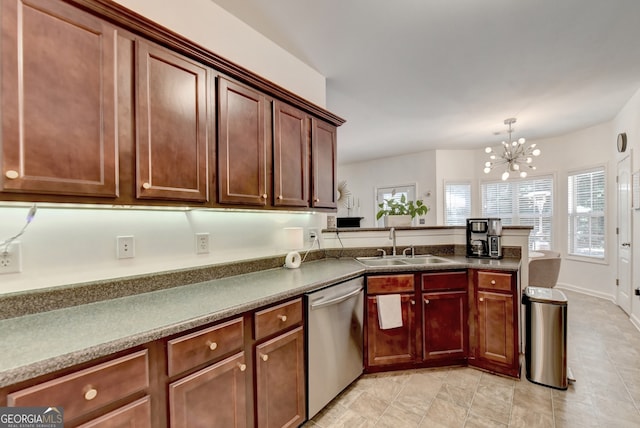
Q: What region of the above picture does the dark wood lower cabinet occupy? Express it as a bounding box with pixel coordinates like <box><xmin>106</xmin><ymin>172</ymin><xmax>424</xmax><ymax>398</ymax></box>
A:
<box><xmin>366</xmin><ymin>294</ymin><xmax>418</xmax><ymax>367</ymax></box>
<box><xmin>422</xmin><ymin>290</ymin><xmax>468</xmax><ymax>361</ymax></box>
<box><xmin>365</xmin><ymin>269</ymin><xmax>519</xmax><ymax>378</ymax></box>
<box><xmin>476</xmin><ymin>290</ymin><xmax>516</xmax><ymax>367</ymax></box>
<box><xmin>168</xmin><ymin>352</ymin><xmax>247</xmax><ymax>428</ymax></box>
<box><xmin>255</xmin><ymin>327</ymin><xmax>305</xmax><ymax>428</ymax></box>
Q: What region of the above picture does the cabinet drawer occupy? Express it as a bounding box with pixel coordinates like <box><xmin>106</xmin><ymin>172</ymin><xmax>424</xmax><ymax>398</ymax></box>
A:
<box><xmin>7</xmin><ymin>350</ymin><xmax>148</xmax><ymax>422</ymax></box>
<box><xmin>477</xmin><ymin>271</ymin><xmax>513</xmax><ymax>292</ymax></box>
<box><xmin>367</xmin><ymin>274</ymin><xmax>414</xmax><ymax>294</ymax></box>
<box><xmin>254</xmin><ymin>298</ymin><xmax>302</xmax><ymax>341</ymax></box>
<box><xmin>76</xmin><ymin>396</ymin><xmax>151</xmax><ymax>428</ymax></box>
<box><xmin>421</xmin><ymin>271</ymin><xmax>467</xmax><ymax>291</ymax></box>
<box><xmin>167</xmin><ymin>317</ymin><xmax>244</xmax><ymax>377</ymax></box>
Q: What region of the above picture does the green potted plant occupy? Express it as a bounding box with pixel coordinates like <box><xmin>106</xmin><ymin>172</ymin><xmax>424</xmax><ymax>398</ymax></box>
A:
<box><xmin>376</xmin><ymin>194</ymin><xmax>429</xmax><ymax>227</ymax></box>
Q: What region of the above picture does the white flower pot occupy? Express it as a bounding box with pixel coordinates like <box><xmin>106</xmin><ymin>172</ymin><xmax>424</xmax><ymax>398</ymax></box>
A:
<box><xmin>384</xmin><ymin>215</ymin><xmax>412</xmax><ymax>228</ymax></box>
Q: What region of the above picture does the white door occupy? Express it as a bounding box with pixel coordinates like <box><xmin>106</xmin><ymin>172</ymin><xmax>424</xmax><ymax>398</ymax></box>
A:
<box><xmin>617</xmin><ymin>155</ymin><xmax>632</xmax><ymax>314</ymax></box>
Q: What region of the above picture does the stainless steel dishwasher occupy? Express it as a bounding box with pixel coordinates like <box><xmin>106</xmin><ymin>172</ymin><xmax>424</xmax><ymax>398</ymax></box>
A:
<box><xmin>305</xmin><ymin>277</ymin><xmax>364</xmax><ymax>418</ymax></box>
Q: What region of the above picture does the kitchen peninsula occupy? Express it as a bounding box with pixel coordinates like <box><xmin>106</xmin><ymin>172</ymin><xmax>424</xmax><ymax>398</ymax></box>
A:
<box><xmin>0</xmin><ymin>226</ymin><xmax>528</xmax><ymax>427</ymax></box>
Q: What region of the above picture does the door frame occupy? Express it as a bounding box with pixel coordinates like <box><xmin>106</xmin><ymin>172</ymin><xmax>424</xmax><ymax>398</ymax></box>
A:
<box><xmin>617</xmin><ymin>153</ymin><xmax>632</xmax><ymax>314</ymax></box>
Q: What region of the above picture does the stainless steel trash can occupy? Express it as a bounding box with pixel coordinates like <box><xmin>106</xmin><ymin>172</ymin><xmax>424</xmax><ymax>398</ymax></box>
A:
<box><xmin>524</xmin><ymin>286</ymin><xmax>568</xmax><ymax>389</ymax></box>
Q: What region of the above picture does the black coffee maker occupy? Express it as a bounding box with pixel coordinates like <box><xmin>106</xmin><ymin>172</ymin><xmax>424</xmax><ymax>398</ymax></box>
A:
<box><xmin>466</xmin><ymin>218</ymin><xmax>502</xmax><ymax>259</ymax></box>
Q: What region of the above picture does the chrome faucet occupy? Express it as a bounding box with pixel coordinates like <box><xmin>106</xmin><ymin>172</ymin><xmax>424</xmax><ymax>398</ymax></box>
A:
<box><xmin>389</xmin><ymin>227</ymin><xmax>397</xmax><ymax>256</ymax></box>
<box><xmin>403</xmin><ymin>245</ymin><xmax>415</xmax><ymax>258</ymax></box>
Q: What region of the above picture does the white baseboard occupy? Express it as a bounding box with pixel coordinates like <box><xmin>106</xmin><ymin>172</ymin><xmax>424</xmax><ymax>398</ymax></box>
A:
<box><xmin>556</xmin><ymin>283</ymin><xmax>640</xmax><ymax>334</ymax></box>
<box><xmin>556</xmin><ymin>282</ymin><xmax>615</xmax><ymax>302</ymax></box>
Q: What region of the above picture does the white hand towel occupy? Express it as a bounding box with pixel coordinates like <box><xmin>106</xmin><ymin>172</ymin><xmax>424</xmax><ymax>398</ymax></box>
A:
<box><xmin>377</xmin><ymin>294</ymin><xmax>403</xmax><ymax>330</ymax></box>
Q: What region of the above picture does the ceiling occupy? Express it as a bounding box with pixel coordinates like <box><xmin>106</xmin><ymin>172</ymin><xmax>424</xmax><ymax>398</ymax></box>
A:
<box><xmin>211</xmin><ymin>0</ymin><xmax>640</xmax><ymax>164</ymax></box>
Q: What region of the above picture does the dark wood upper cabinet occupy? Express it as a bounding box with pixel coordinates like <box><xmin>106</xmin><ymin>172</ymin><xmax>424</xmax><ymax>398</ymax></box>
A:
<box><xmin>217</xmin><ymin>77</ymin><xmax>269</xmax><ymax>206</ymax></box>
<box><xmin>1</xmin><ymin>0</ymin><xmax>118</xmax><ymax>197</ymax></box>
<box><xmin>273</xmin><ymin>101</ymin><xmax>309</xmax><ymax>208</ymax></box>
<box><xmin>135</xmin><ymin>40</ymin><xmax>209</xmax><ymax>202</ymax></box>
<box><xmin>311</xmin><ymin>119</ymin><xmax>337</xmax><ymax>209</ymax></box>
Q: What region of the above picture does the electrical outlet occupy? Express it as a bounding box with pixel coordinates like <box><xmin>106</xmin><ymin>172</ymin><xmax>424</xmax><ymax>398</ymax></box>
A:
<box><xmin>116</xmin><ymin>236</ymin><xmax>135</xmax><ymax>259</ymax></box>
<box><xmin>0</xmin><ymin>242</ymin><xmax>22</xmax><ymax>274</ymax></box>
<box><xmin>308</xmin><ymin>228</ymin><xmax>319</xmax><ymax>240</ymax></box>
<box><xmin>195</xmin><ymin>233</ymin><xmax>210</xmax><ymax>254</ymax></box>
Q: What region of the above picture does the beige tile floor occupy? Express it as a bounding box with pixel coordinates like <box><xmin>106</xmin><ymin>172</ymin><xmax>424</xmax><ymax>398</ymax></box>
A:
<box><xmin>303</xmin><ymin>290</ymin><xmax>640</xmax><ymax>427</ymax></box>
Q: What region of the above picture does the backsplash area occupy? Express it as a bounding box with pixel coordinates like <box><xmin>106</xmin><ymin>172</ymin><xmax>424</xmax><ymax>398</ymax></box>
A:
<box><xmin>0</xmin><ymin>205</ymin><xmax>325</xmax><ymax>294</ymax></box>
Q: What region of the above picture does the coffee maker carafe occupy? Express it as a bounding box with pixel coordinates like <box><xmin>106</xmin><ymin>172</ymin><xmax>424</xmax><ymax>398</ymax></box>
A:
<box><xmin>466</xmin><ymin>218</ymin><xmax>502</xmax><ymax>259</ymax></box>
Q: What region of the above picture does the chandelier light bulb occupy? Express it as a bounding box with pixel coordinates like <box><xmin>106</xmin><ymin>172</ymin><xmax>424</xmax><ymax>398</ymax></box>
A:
<box><xmin>490</xmin><ymin>154</ymin><xmax>496</xmax><ymax>160</ymax></box>
<box><xmin>518</xmin><ymin>137</ymin><xmax>526</xmax><ymax>144</ymax></box>
<box><xmin>520</xmin><ymin>171</ymin><xmax>527</xmax><ymax>178</ymax></box>
<box><xmin>512</xmin><ymin>141</ymin><xmax>518</xmax><ymax>147</ymax></box>
<box><xmin>485</xmin><ymin>161</ymin><xmax>491</xmax><ymax>167</ymax></box>
<box><xmin>484</xmin><ymin>167</ymin><xmax>491</xmax><ymax>174</ymax></box>
<box><xmin>501</xmin><ymin>171</ymin><xmax>510</xmax><ymax>181</ymax></box>
<box><xmin>532</xmin><ymin>149</ymin><xmax>541</xmax><ymax>156</ymax></box>
<box><xmin>485</xmin><ymin>147</ymin><xmax>492</xmax><ymax>153</ymax></box>
<box><xmin>513</xmin><ymin>163</ymin><xmax>520</xmax><ymax>171</ymax></box>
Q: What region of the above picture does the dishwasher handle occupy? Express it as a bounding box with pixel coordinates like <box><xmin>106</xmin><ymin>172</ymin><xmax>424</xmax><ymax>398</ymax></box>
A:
<box><xmin>310</xmin><ymin>287</ymin><xmax>363</xmax><ymax>310</ymax></box>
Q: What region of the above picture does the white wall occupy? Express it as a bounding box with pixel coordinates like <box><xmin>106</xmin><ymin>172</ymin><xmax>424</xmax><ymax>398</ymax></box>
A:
<box><xmin>337</xmin><ymin>151</ymin><xmax>437</xmax><ymax>227</ymax></box>
<box><xmin>0</xmin><ymin>206</ymin><xmax>325</xmax><ymax>294</ymax></box>
<box><xmin>113</xmin><ymin>0</ymin><xmax>326</xmax><ymax>107</ymax></box>
<box><xmin>0</xmin><ymin>0</ymin><xmax>329</xmax><ymax>295</ymax></box>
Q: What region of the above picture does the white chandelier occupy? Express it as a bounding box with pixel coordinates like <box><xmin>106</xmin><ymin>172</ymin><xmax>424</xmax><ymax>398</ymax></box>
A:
<box><xmin>484</xmin><ymin>118</ymin><xmax>540</xmax><ymax>181</ymax></box>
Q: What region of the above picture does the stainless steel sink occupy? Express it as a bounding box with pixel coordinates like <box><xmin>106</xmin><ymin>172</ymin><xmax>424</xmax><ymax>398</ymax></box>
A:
<box><xmin>401</xmin><ymin>256</ymin><xmax>454</xmax><ymax>265</ymax></box>
<box><xmin>356</xmin><ymin>255</ymin><xmax>455</xmax><ymax>267</ymax></box>
<box><xmin>356</xmin><ymin>258</ymin><xmax>408</xmax><ymax>266</ymax></box>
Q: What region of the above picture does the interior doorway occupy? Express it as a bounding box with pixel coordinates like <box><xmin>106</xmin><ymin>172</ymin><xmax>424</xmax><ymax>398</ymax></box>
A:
<box><xmin>617</xmin><ymin>154</ymin><xmax>632</xmax><ymax>314</ymax></box>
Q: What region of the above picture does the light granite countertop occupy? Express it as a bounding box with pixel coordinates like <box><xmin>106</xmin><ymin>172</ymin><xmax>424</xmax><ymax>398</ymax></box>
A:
<box><xmin>0</xmin><ymin>255</ymin><xmax>520</xmax><ymax>388</ymax></box>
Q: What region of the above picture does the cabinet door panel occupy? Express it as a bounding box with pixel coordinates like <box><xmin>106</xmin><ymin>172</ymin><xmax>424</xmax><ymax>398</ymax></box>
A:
<box><xmin>423</xmin><ymin>291</ymin><xmax>467</xmax><ymax>360</ymax></box>
<box><xmin>136</xmin><ymin>41</ymin><xmax>208</xmax><ymax>201</ymax></box>
<box><xmin>477</xmin><ymin>290</ymin><xmax>515</xmax><ymax>366</ymax></box>
<box><xmin>256</xmin><ymin>327</ymin><xmax>305</xmax><ymax>428</ymax></box>
<box><xmin>218</xmin><ymin>78</ymin><xmax>268</xmax><ymax>206</ymax></box>
<box><xmin>169</xmin><ymin>352</ymin><xmax>247</xmax><ymax>428</ymax></box>
<box><xmin>273</xmin><ymin>101</ymin><xmax>309</xmax><ymax>207</ymax></box>
<box><xmin>1</xmin><ymin>0</ymin><xmax>117</xmax><ymax>197</ymax></box>
<box><xmin>366</xmin><ymin>294</ymin><xmax>418</xmax><ymax>367</ymax></box>
<box><xmin>311</xmin><ymin>118</ymin><xmax>337</xmax><ymax>209</ymax></box>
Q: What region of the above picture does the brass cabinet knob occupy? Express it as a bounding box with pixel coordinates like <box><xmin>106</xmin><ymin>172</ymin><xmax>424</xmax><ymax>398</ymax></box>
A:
<box><xmin>490</xmin><ymin>280</ymin><xmax>496</xmax><ymax>285</ymax></box>
<box><xmin>84</xmin><ymin>387</ymin><xmax>98</xmax><ymax>401</ymax></box>
<box><xmin>410</xmin><ymin>299</ymin><xmax>415</xmax><ymax>305</ymax></box>
<box><xmin>142</xmin><ymin>182</ymin><xmax>151</xmax><ymax>190</ymax></box>
<box><xmin>277</xmin><ymin>314</ymin><xmax>287</xmax><ymax>322</ymax></box>
<box><xmin>314</xmin><ymin>197</ymin><xmax>320</xmax><ymax>202</ymax></box>
<box><xmin>237</xmin><ymin>363</ymin><xmax>247</xmax><ymax>372</ymax></box>
<box><xmin>261</xmin><ymin>193</ymin><xmax>267</xmax><ymax>199</ymax></box>
<box><xmin>479</xmin><ymin>297</ymin><xmax>484</xmax><ymax>302</ymax></box>
<box><xmin>260</xmin><ymin>353</ymin><xmax>269</xmax><ymax>362</ymax></box>
<box><xmin>277</xmin><ymin>195</ymin><xmax>283</xmax><ymax>200</ymax></box>
<box><xmin>206</xmin><ymin>341</ymin><xmax>218</xmax><ymax>351</ymax></box>
<box><xmin>5</xmin><ymin>170</ymin><xmax>18</xmax><ymax>179</ymax></box>
<box><xmin>424</xmin><ymin>299</ymin><xmax>430</xmax><ymax>304</ymax></box>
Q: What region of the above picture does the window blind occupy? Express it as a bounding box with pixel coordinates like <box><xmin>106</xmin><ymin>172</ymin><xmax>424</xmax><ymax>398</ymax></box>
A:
<box><xmin>444</xmin><ymin>182</ymin><xmax>471</xmax><ymax>225</ymax></box>
<box><xmin>568</xmin><ymin>167</ymin><xmax>605</xmax><ymax>258</ymax></box>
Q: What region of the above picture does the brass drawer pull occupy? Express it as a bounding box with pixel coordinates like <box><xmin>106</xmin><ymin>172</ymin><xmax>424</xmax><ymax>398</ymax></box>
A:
<box><xmin>5</xmin><ymin>170</ymin><xmax>18</xmax><ymax>179</ymax></box>
<box><xmin>206</xmin><ymin>341</ymin><xmax>218</xmax><ymax>351</ymax></box>
<box><xmin>237</xmin><ymin>363</ymin><xmax>247</xmax><ymax>372</ymax></box>
<box><xmin>260</xmin><ymin>353</ymin><xmax>269</xmax><ymax>362</ymax></box>
<box><xmin>142</xmin><ymin>182</ymin><xmax>151</xmax><ymax>190</ymax></box>
<box><xmin>83</xmin><ymin>387</ymin><xmax>98</xmax><ymax>401</ymax></box>
<box><xmin>277</xmin><ymin>314</ymin><xmax>287</xmax><ymax>322</ymax></box>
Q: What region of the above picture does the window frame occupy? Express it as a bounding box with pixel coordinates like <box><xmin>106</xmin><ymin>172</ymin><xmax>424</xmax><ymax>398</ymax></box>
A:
<box><xmin>567</xmin><ymin>165</ymin><xmax>606</xmax><ymax>261</ymax></box>
<box><xmin>481</xmin><ymin>174</ymin><xmax>555</xmax><ymax>251</ymax></box>
<box><xmin>443</xmin><ymin>181</ymin><xmax>472</xmax><ymax>226</ymax></box>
